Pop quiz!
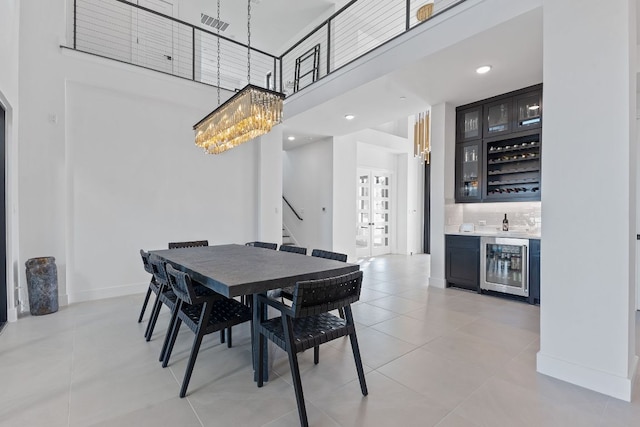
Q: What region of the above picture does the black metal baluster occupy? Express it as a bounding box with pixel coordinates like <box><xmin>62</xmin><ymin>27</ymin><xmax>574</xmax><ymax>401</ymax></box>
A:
<box><xmin>192</xmin><ymin>27</ymin><xmax>195</xmax><ymax>81</ymax></box>
<box><xmin>406</xmin><ymin>0</ymin><xmax>411</xmax><ymax>30</ymax></box>
<box><xmin>326</xmin><ymin>20</ymin><xmax>331</xmax><ymax>75</ymax></box>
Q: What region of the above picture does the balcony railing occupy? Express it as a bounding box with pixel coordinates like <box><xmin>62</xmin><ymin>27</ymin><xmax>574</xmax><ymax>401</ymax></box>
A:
<box><xmin>71</xmin><ymin>0</ymin><xmax>280</xmax><ymax>92</ymax></box>
<box><xmin>279</xmin><ymin>0</ymin><xmax>466</xmax><ymax>96</ymax></box>
<box><xmin>69</xmin><ymin>0</ymin><xmax>466</xmax><ymax>96</ymax></box>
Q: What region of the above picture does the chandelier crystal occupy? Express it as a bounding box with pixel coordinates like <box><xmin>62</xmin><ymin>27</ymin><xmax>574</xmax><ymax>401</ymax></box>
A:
<box><xmin>194</xmin><ymin>85</ymin><xmax>284</xmax><ymax>154</ymax></box>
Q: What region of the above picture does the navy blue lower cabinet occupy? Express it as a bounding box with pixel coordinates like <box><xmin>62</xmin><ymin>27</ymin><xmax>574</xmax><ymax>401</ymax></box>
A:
<box><xmin>528</xmin><ymin>239</ymin><xmax>540</xmax><ymax>304</ymax></box>
<box><xmin>445</xmin><ymin>235</ymin><xmax>480</xmax><ymax>292</ymax></box>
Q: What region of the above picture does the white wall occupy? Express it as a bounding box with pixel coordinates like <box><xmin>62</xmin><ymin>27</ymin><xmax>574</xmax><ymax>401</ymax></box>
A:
<box><xmin>0</xmin><ymin>0</ymin><xmax>21</xmax><ymax>321</ymax></box>
<box><xmin>282</xmin><ymin>139</ymin><xmax>333</xmax><ymax>251</ymax></box>
<box><xmin>17</xmin><ymin>0</ymin><xmax>265</xmax><ymax>306</ymax></box>
<box><xmin>538</xmin><ymin>0</ymin><xmax>637</xmax><ymax>401</ymax></box>
<box><xmin>333</xmin><ymin>134</ymin><xmax>358</xmax><ymax>260</ymax></box>
<box><xmin>258</xmin><ymin>126</ymin><xmax>284</xmax><ymax>245</ymax></box>
<box><xmin>429</xmin><ymin>103</ymin><xmax>455</xmax><ymax>288</ymax></box>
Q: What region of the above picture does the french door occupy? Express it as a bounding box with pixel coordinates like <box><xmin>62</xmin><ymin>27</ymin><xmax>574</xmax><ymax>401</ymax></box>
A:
<box><xmin>356</xmin><ymin>169</ymin><xmax>391</xmax><ymax>257</ymax></box>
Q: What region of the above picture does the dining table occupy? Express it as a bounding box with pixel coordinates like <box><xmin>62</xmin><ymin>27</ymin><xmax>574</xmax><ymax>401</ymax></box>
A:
<box><xmin>150</xmin><ymin>243</ymin><xmax>360</xmax><ymax>381</ymax></box>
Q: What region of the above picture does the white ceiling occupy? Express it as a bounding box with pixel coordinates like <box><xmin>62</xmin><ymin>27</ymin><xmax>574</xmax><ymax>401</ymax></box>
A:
<box><xmin>196</xmin><ymin>0</ymin><xmax>339</xmax><ymax>53</ymax></box>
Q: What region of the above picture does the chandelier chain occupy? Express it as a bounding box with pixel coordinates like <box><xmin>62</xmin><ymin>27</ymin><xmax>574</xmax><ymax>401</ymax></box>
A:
<box><xmin>216</xmin><ymin>0</ymin><xmax>221</xmax><ymax>106</ymax></box>
<box><xmin>247</xmin><ymin>0</ymin><xmax>251</xmax><ymax>85</ymax></box>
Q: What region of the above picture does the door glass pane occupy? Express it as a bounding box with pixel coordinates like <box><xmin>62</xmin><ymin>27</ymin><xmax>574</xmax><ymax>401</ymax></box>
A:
<box><xmin>463</xmin><ymin>110</ymin><xmax>480</xmax><ymax>139</ymax></box>
<box><xmin>356</xmin><ymin>226</ymin><xmax>369</xmax><ymax>248</ymax></box>
<box><xmin>461</xmin><ymin>145</ymin><xmax>479</xmax><ymax>197</ymax></box>
<box><xmin>487</xmin><ymin>102</ymin><xmax>509</xmax><ymax>134</ymax></box>
<box><xmin>517</xmin><ymin>95</ymin><xmax>541</xmax><ymax>127</ymax></box>
<box><xmin>485</xmin><ymin>243</ymin><xmax>524</xmax><ymax>287</ymax></box>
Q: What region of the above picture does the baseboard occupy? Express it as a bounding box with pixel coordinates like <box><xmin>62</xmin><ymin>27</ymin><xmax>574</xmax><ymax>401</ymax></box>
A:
<box><xmin>58</xmin><ymin>293</ymin><xmax>69</xmax><ymax>307</ymax></box>
<box><xmin>7</xmin><ymin>306</ymin><xmax>17</xmax><ymax>322</ymax></box>
<box><xmin>68</xmin><ymin>282</ymin><xmax>147</xmax><ymax>304</ymax></box>
<box><xmin>428</xmin><ymin>277</ymin><xmax>447</xmax><ymax>289</ymax></box>
<box><xmin>537</xmin><ymin>351</ymin><xmax>638</xmax><ymax>401</ymax></box>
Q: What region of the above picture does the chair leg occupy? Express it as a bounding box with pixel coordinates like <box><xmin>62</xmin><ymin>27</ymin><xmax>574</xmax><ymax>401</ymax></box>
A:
<box><xmin>220</xmin><ymin>329</ymin><xmax>225</xmax><ymax>344</ymax></box>
<box><xmin>162</xmin><ymin>317</ymin><xmax>182</xmax><ymax>368</ymax></box>
<box><xmin>257</xmin><ymin>331</ymin><xmax>265</xmax><ymax>388</ymax></box>
<box><xmin>345</xmin><ymin>306</ymin><xmax>368</xmax><ymax>396</ymax></box>
<box><xmin>179</xmin><ymin>329</ymin><xmax>205</xmax><ymax>398</ymax></box>
<box><xmin>138</xmin><ymin>286</ymin><xmax>153</xmax><ymax>323</ymax></box>
<box><xmin>160</xmin><ymin>301</ymin><xmax>181</xmax><ymax>362</ymax></box>
<box><xmin>338</xmin><ymin>307</ymin><xmax>345</xmax><ymax>319</ymax></box>
<box><xmin>226</xmin><ymin>327</ymin><xmax>233</xmax><ymax>348</ymax></box>
<box><xmin>313</xmin><ymin>346</ymin><xmax>319</xmax><ymax>365</ymax></box>
<box><xmin>283</xmin><ymin>316</ymin><xmax>308</xmax><ymax>427</ymax></box>
<box><xmin>348</xmin><ymin>332</ymin><xmax>368</xmax><ymax>396</ymax></box>
<box><xmin>145</xmin><ymin>292</ymin><xmax>163</xmax><ymax>341</ymax></box>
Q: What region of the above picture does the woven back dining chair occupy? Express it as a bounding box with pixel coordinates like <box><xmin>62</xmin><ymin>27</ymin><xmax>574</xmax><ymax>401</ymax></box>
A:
<box><xmin>278</xmin><ymin>245</ymin><xmax>307</xmax><ymax>255</ymax></box>
<box><xmin>168</xmin><ymin>240</ymin><xmax>209</xmax><ymax>249</ymax></box>
<box><xmin>255</xmin><ymin>271</ymin><xmax>367</xmax><ymax>427</ymax></box>
<box><xmin>144</xmin><ymin>254</ymin><xmax>177</xmax><ymax>341</ymax></box>
<box><xmin>162</xmin><ymin>264</ymin><xmax>253</xmax><ymax>398</ymax></box>
<box><xmin>245</xmin><ymin>241</ymin><xmax>278</xmax><ymax>250</ymax></box>
<box><xmin>281</xmin><ymin>249</ymin><xmax>348</xmax><ymax>315</ymax></box>
<box><xmin>137</xmin><ymin>249</ymin><xmax>159</xmax><ymax>323</ymax></box>
<box><xmin>142</xmin><ymin>240</ymin><xmax>210</xmax><ymax>342</ymax></box>
<box><xmin>311</xmin><ymin>248</ymin><xmax>347</xmax><ymax>262</ymax></box>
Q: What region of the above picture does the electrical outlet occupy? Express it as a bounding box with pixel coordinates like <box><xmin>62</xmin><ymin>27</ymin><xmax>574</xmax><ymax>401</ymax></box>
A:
<box><xmin>479</xmin><ymin>220</ymin><xmax>487</xmax><ymax>226</ymax></box>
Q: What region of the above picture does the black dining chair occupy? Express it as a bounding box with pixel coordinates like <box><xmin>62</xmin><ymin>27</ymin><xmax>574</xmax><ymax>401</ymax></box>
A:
<box><xmin>280</xmin><ymin>249</ymin><xmax>348</xmax><ymax>302</ymax></box>
<box><xmin>143</xmin><ymin>240</ymin><xmax>212</xmax><ymax>341</ymax></box>
<box><xmin>162</xmin><ymin>264</ymin><xmax>253</xmax><ymax>398</ymax></box>
<box><xmin>245</xmin><ymin>241</ymin><xmax>278</xmax><ymax>250</ymax></box>
<box><xmin>279</xmin><ymin>245</ymin><xmax>307</xmax><ymax>255</ymax></box>
<box><xmin>137</xmin><ymin>249</ymin><xmax>158</xmax><ymax>323</ymax></box>
<box><xmin>278</xmin><ymin>249</ymin><xmax>349</xmax><ymax>364</ymax></box>
<box><xmin>256</xmin><ymin>271</ymin><xmax>368</xmax><ymax>427</ymax></box>
<box><xmin>168</xmin><ymin>240</ymin><xmax>209</xmax><ymax>249</ymax></box>
<box><xmin>145</xmin><ymin>254</ymin><xmax>178</xmax><ymax>341</ymax></box>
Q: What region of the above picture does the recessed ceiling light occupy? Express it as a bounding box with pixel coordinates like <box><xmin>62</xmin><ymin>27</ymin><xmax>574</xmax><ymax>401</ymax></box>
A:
<box><xmin>476</xmin><ymin>65</ymin><xmax>492</xmax><ymax>74</ymax></box>
<box><xmin>344</xmin><ymin>114</ymin><xmax>355</xmax><ymax>120</ymax></box>
<box><xmin>287</xmin><ymin>136</ymin><xmax>295</xmax><ymax>141</ymax></box>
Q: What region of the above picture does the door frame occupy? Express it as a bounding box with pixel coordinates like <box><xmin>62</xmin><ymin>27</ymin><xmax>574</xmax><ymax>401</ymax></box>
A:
<box><xmin>0</xmin><ymin>104</ymin><xmax>5</xmax><ymax>325</ymax></box>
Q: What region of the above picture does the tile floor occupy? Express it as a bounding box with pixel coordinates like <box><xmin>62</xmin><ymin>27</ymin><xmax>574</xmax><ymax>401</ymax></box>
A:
<box><xmin>2</xmin><ymin>254</ymin><xmax>640</xmax><ymax>426</ymax></box>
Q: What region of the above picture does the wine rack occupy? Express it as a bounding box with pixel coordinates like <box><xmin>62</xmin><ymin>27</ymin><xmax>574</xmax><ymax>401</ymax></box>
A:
<box><xmin>485</xmin><ymin>134</ymin><xmax>540</xmax><ymax>199</ymax></box>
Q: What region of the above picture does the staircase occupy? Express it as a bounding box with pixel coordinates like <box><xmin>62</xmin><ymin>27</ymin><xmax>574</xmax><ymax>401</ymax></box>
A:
<box><xmin>282</xmin><ymin>225</ymin><xmax>295</xmax><ymax>246</ymax></box>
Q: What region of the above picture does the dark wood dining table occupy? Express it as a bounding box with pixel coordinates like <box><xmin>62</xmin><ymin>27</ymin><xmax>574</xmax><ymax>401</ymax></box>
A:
<box><xmin>150</xmin><ymin>244</ymin><xmax>360</xmax><ymax>380</ymax></box>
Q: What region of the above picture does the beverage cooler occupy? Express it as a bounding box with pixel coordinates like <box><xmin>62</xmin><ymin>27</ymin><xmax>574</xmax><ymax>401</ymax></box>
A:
<box><xmin>480</xmin><ymin>237</ymin><xmax>529</xmax><ymax>297</ymax></box>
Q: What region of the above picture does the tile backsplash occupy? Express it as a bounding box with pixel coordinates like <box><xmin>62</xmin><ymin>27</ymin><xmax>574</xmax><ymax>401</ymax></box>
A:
<box><xmin>446</xmin><ymin>201</ymin><xmax>541</xmax><ymax>233</ymax></box>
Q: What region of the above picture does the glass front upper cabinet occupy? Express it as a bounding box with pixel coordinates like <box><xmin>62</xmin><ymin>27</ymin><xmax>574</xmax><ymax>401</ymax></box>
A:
<box><xmin>484</xmin><ymin>99</ymin><xmax>512</xmax><ymax>137</ymax></box>
<box><xmin>515</xmin><ymin>91</ymin><xmax>542</xmax><ymax>132</ymax></box>
<box><xmin>456</xmin><ymin>141</ymin><xmax>482</xmax><ymax>202</ymax></box>
<box><xmin>456</xmin><ymin>106</ymin><xmax>482</xmax><ymax>142</ymax></box>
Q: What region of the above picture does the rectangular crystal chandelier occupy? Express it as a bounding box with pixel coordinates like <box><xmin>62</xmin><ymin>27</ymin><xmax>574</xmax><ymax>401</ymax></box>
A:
<box><xmin>194</xmin><ymin>85</ymin><xmax>284</xmax><ymax>155</ymax></box>
<box><xmin>414</xmin><ymin>111</ymin><xmax>430</xmax><ymax>164</ymax></box>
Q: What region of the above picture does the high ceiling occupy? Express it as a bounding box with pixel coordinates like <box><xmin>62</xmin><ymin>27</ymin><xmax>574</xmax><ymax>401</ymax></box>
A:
<box><xmin>195</xmin><ymin>0</ymin><xmax>343</xmax><ymax>53</ymax></box>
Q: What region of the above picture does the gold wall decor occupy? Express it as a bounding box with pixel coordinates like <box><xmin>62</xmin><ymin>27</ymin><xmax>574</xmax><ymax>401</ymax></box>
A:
<box><xmin>414</xmin><ymin>111</ymin><xmax>430</xmax><ymax>163</ymax></box>
<box><xmin>416</xmin><ymin>3</ymin><xmax>434</xmax><ymax>22</ymax></box>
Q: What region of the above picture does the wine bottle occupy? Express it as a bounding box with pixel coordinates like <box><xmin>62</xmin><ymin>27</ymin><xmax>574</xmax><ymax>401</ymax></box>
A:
<box><xmin>502</xmin><ymin>214</ymin><xmax>509</xmax><ymax>231</ymax></box>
